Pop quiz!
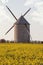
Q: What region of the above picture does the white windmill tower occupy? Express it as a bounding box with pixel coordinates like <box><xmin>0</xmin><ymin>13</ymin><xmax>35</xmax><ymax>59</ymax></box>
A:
<box><xmin>5</xmin><ymin>5</ymin><xmax>31</xmax><ymax>43</ymax></box>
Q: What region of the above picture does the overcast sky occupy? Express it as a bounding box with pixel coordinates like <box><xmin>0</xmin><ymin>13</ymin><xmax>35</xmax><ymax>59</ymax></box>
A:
<box><xmin>0</xmin><ymin>0</ymin><xmax>43</xmax><ymax>41</ymax></box>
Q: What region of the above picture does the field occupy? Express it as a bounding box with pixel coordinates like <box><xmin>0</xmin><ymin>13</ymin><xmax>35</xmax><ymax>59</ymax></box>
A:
<box><xmin>0</xmin><ymin>43</ymin><xmax>43</xmax><ymax>65</ymax></box>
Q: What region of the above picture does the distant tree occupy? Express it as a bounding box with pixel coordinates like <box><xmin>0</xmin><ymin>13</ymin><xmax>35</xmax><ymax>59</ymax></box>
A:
<box><xmin>6</xmin><ymin>40</ymin><xmax>10</xmax><ymax>43</ymax></box>
<box><xmin>0</xmin><ymin>39</ymin><xmax>6</xmax><ymax>43</ymax></box>
<box><xmin>10</xmin><ymin>41</ymin><xmax>14</xmax><ymax>43</ymax></box>
<box><xmin>41</xmin><ymin>41</ymin><xmax>43</xmax><ymax>44</ymax></box>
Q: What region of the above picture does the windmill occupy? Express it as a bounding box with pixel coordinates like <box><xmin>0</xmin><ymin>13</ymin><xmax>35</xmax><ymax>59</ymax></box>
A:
<box><xmin>5</xmin><ymin>5</ymin><xmax>32</xmax><ymax>43</ymax></box>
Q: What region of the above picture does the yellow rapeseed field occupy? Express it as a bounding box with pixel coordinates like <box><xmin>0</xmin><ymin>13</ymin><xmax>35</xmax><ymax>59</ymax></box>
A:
<box><xmin>0</xmin><ymin>43</ymin><xmax>43</xmax><ymax>65</ymax></box>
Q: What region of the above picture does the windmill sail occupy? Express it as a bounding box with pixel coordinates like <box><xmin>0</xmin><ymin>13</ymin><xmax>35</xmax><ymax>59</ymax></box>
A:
<box><xmin>23</xmin><ymin>8</ymin><xmax>31</xmax><ymax>17</ymax></box>
<box><xmin>5</xmin><ymin>24</ymin><xmax>15</xmax><ymax>35</ymax></box>
<box><xmin>6</xmin><ymin>5</ymin><xmax>17</xmax><ymax>21</ymax></box>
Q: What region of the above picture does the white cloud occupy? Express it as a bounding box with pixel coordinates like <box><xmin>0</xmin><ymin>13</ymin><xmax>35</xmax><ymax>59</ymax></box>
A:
<box><xmin>0</xmin><ymin>3</ymin><xmax>14</xmax><ymax>40</ymax></box>
<box><xmin>24</xmin><ymin>0</ymin><xmax>34</xmax><ymax>6</ymax></box>
<box><xmin>0</xmin><ymin>5</ymin><xmax>11</xmax><ymax>21</ymax></box>
<box><xmin>24</xmin><ymin>0</ymin><xmax>43</xmax><ymax>6</ymax></box>
<box><xmin>1</xmin><ymin>0</ymin><xmax>8</xmax><ymax>4</ymax></box>
<box><xmin>24</xmin><ymin>0</ymin><xmax>43</xmax><ymax>25</ymax></box>
<box><xmin>24</xmin><ymin>0</ymin><xmax>40</xmax><ymax>6</ymax></box>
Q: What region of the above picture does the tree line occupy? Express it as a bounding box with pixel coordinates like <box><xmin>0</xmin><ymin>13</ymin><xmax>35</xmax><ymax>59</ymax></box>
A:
<box><xmin>0</xmin><ymin>39</ymin><xmax>43</xmax><ymax>43</ymax></box>
<box><xmin>0</xmin><ymin>39</ymin><xmax>14</xmax><ymax>43</ymax></box>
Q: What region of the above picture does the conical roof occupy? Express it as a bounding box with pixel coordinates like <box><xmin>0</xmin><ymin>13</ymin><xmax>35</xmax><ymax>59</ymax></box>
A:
<box><xmin>14</xmin><ymin>16</ymin><xmax>30</xmax><ymax>25</ymax></box>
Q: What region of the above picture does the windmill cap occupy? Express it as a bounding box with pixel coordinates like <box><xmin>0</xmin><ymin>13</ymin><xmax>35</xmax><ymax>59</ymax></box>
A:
<box><xmin>14</xmin><ymin>16</ymin><xmax>30</xmax><ymax>25</ymax></box>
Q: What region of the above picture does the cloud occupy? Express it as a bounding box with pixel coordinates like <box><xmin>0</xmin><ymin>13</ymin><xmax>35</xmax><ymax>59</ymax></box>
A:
<box><xmin>0</xmin><ymin>0</ymin><xmax>13</xmax><ymax>23</ymax></box>
<box><xmin>1</xmin><ymin>0</ymin><xmax>8</xmax><ymax>4</ymax></box>
<box><xmin>24</xmin><ymin>0</ymin><xmax>43</xmax><ymax>25</ymax></box>
<box><xmin>24</xmin><ymin>0</ymin><xmax>43</xmax><ymax>6</ymax></box>
<box><xmin>24</xmin><ymin>0</ymin><xmax>34</xmax><ymax>6</ymax></box>
<box><xmin>0</xmin><ymin>5</ymin><xmax>10</xmax><ymax>21</ymax></box>
<box><xmin>0</xmin><ymin>2</ymin><xmax>14</xmax><ymax>40</ymax></box>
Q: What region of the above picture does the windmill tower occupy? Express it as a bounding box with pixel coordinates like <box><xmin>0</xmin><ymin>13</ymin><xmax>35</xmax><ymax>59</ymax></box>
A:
<box><xmin>5</xmin><ymin>5</ymin><xmax>31</xmax><ymax>43</ymax></box>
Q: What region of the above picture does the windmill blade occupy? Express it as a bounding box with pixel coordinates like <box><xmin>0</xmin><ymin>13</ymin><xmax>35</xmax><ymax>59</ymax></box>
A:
<box><xmin>6</xmin><ymin>5</ymin><xmax>18</xmax><ymax>21</ymax></box>
<box><xmin>5</xmin><ymin>24</ymin><xmax>15</xmax><ymax>35</ymax></box>
<box><xmin>24</xmin><ymin>24</ymin><xmax>32</xmax><ymax>41</ymax></box>
<box><xmin>23</xmin><ymin>8</ymin><xmax>31</xmax><ymax>17</ymax></box>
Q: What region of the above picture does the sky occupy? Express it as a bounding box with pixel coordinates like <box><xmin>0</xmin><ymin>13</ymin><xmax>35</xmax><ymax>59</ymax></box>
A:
<box><xmin>0</xmin><ymin>0</ymin><xmax>43</xmax><ymax>41</ymax></box>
